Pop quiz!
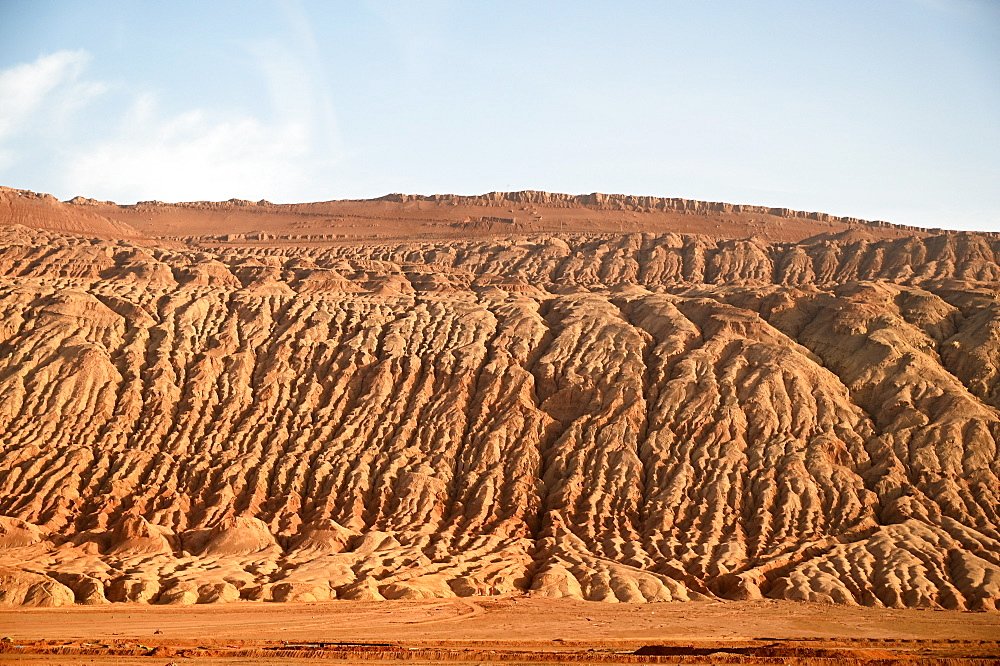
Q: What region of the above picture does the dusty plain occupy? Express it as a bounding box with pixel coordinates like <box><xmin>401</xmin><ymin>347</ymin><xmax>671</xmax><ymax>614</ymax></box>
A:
<box><xmin>4</xmin><ymin>597</ymin><xmax>1000</xmax><ymax>663</ymax></box>
<box><xmin>1</xmin><ymin>186</ymin><xmax>1000</xmax><ymax>663</ymax></box>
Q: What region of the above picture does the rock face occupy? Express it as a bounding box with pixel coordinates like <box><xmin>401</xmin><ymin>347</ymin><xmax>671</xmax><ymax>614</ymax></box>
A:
<box><xmin>54</xmin><ymin>188</ymin><xmax>961</xmax><ymax>243</ymax></box>
<box><xmin>0</xmin><ymin>190</ymin><xmax>999</xmax><ymax>610</ymax></box>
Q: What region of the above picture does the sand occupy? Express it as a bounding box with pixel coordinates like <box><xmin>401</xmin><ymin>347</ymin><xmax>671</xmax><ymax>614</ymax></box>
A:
<box><xmin>3</xmin><ymin>597</ymin><xmax>1000</xmax><ymax>663</ymax></box>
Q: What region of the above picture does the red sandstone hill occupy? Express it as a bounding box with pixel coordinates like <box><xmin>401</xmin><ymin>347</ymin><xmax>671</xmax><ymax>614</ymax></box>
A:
<box><xmin>1</xmin><ymin>186</ymin><xmax>953</xmax><ymax>243</ymax></box>
<box><xmin>0</xmin><ymin>186</ymin><xmax>998</xmax><ymax>611</ymax></box>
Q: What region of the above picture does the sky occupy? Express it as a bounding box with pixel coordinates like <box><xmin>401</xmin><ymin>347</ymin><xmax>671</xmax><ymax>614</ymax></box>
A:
<box><xmin>0</xmin><ymin>1</ymin><xmax>998</xmax><ymax>231</ymax></box>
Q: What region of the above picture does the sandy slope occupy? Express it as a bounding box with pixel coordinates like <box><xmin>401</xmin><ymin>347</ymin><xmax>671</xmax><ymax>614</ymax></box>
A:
<box><xmin>0</xmin><ymin>188</ymin><xmax>142</xmax><ymax>239</ymax></box>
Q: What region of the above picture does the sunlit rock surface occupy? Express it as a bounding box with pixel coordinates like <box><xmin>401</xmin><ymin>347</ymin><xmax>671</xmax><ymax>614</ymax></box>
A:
<box><xmin>0</xmin><ymin>188</ymin><xmax>998</xmax><ymax>609</ymax></box>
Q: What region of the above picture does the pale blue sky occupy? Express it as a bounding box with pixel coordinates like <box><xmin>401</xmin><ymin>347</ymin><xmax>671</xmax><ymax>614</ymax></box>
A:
<box><xmin>0</xmin><ymin>1</ymin><xmax>997</xmax><ymax>230</ymax></box>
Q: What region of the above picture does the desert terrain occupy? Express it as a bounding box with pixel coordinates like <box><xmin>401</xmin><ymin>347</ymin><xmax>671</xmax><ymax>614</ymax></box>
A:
<box><xmin>3</xmin><ymin>597</ymin><xmax>1000</xmax><ymax>663</ymax></box>
<box><xmin>1</xmin><ymin>185</ymin><xmax>1000</xmax><ymax>662</ymax></box>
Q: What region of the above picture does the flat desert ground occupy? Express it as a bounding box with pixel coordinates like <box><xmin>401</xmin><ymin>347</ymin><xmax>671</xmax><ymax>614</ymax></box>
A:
<box><xmin>3</xmin><ymin>597</ymin><xmax>1000</xmax><ymax>664</ymax></box>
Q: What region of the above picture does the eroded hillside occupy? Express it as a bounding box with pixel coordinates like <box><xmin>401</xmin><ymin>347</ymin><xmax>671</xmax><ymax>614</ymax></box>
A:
<box><xmin>0</xmin><ymin>198</ymin><xmax>999</xmax><ymax>610</ymax></box>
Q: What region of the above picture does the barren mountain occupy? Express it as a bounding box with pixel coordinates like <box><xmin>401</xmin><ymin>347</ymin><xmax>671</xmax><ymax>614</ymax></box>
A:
<box><xmin>0</xmin><ymin>187</ymin><xmax>998</xmax><ymax>611</ymax></box>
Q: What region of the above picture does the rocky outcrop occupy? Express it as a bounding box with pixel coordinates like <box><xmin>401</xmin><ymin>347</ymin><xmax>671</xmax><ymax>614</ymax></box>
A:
<box><xmin>0</xmin><ymin>207</ymin><xmax>997</xmax><ymax>610</ymax></box>
<box><xmin>378</xmin><ymin>190</ymin><xmax>898</xmax><ymax>229</ymax></box>
<box><xmin>41</xmin><ymin>185</ymin><xmax>971</xmax><ymax>243</ymax></box>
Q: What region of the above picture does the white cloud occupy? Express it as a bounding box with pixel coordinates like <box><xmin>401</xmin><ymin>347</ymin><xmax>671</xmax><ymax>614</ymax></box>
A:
<box><xmin>0</xmin><ymin>50</ymin><xmax>92</xmax><ymax>140</ymax></box>
<box><xmin>0</xmin><ymin>46</ymin><xmax>341</xmax><ymax>204</ymax></box>
<box><xmin>65</xmin><ymin>95</ymin><xmax>313</xmax><ymax>203</ymax></box>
